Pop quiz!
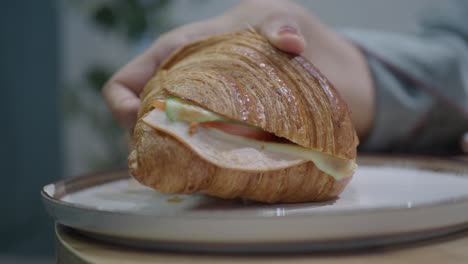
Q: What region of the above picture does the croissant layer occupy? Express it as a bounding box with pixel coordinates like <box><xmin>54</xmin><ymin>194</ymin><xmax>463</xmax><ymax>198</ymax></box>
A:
<box><xmin>130</xmin><ymin>30</ymin><xmax>358</xmax><ymax>203</ymax></box>
<box><xmin>130</xmin><ymin>122</ymin><xmax>352</xmax><ymax>203</ymax></box>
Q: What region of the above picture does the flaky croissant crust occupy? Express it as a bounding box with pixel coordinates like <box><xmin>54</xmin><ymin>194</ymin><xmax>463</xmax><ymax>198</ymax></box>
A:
<box><xmin>130</xmin><ymin>30</ymin><xmax>359</xmax><ymax>203</ymax></box>
<box><xmin>139</xmin><ymin>30</ymin><xmax>358</xmax><ymax>159</ymax></box>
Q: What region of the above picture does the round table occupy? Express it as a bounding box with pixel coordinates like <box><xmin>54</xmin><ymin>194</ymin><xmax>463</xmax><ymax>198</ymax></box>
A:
<box><xmin>56</xmin><ymin>224</ymin><xmax>468</xmax><ymax>264</ymax></box>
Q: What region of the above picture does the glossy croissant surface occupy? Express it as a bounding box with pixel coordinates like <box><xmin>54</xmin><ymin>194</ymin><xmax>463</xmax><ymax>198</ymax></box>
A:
<box><xmin>130</xmin><ymin>30</ymin><xmax>359</xmax><ymax>203</ymax></box>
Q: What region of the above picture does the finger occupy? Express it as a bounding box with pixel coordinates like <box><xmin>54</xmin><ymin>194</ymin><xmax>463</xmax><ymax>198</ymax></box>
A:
<box><xmin>103</xmin><ymin>18</ymin><xmax>228</xmax><ymax>129</ymax></box>
<box><xmin>259</xmin><ymin>15</ymin><xmax>306</xmax><ymax>54</ymax></box>
<box><xmin>102</xmin><ymin>49</ymin><xmax>166</xmax><ymax>129</ymax></box>
<box><xmin>146</xmin><ymin>18</ymin><xmax>231</xmax><ymax>63</ymax></box>
<box><xmin>102</xmin><ymin>81</ymin><xmax>140</xmax><ymax>129</ymax></box>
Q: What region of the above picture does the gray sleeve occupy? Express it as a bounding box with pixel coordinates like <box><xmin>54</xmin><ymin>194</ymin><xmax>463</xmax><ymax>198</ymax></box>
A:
<box><xmin>343</xmin><ymin>0</ymin><xmax>468</xmax><ymax>154</ymax></box>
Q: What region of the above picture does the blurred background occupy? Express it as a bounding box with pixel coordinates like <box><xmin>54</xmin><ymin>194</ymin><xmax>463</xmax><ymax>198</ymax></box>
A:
<box><xmin>0</xmin><ymin>0</ymin><xmax>440</xmax><ymax>263</ymax></box>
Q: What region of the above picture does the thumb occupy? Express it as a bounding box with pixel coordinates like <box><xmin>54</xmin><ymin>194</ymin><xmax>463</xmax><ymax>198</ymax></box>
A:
<box><xmin>260</xmin><ymin>15</ymin><xmax>306</xmax><ymax>54</ymax></box>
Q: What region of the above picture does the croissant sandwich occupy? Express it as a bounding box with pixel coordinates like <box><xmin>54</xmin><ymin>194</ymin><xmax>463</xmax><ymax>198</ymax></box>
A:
<box><xmin>129</xmin><ymin>30</ymin><xmax>359</xmax><ymax>203</ymax></box>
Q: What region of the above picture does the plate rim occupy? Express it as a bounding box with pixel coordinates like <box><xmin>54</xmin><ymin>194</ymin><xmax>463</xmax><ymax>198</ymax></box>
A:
<box><xmin>42</xmin><ymin>155</ymin><xmax>468</xmax><ymax>220</ymax></box>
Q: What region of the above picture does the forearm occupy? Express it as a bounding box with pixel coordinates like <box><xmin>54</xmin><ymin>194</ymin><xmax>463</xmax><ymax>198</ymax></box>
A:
<box><xmin>343</xmin><ymin>29</ymin><xmax>468</xmax><ymax>153</ymax></box>
<box><xmin>298</xmin><ymin>17</ymin><xmax>375</xmax><ymax>139</ymax></box>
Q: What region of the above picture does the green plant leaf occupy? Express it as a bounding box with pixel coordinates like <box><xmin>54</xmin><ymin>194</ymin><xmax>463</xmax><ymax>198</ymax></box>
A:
<box><xmin>92</xmin><ymin>5</ymin><xmax>117</xmax><ymax>30</ymax></box>
<box><xmin>86</xmin><ymin>66</ymin><xmax>113</xmax><ymax>93</ymax></box>
<box><xmin>123</xmin><ymin>0</ymin><xmax>148</xmax><ymax>40</ymax></box>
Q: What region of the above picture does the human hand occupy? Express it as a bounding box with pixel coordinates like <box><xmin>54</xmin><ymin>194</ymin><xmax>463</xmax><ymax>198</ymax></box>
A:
<box><xmin>103</xmin><ymin>0</ymin><xmax>374</xmax><ymax>137</ymax></box>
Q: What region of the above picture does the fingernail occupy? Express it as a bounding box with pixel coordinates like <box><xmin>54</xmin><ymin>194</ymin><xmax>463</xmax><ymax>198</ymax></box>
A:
<box><xmin>277</xmin><ymin>25</ymin><xmax>299</xmax><ymax>36</ymax></box>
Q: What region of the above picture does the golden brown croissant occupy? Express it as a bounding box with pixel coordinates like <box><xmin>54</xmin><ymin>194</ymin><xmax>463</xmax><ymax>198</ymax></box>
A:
<box><xmin>129</xmin><ymin>30</ymin><xmax>359</xmax><ymax>203</ymax></box>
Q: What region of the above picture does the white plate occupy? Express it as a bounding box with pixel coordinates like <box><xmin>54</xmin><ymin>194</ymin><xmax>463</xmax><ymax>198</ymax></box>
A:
<box><xmin>42</xmin><ymin>156</ymin><xmax>468</xmax><ymax>252</ymax></box>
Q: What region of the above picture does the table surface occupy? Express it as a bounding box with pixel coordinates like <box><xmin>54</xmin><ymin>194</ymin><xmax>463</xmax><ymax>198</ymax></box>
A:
<box><xmin>56</xmin><ymin>225</ymin><xmax>468</xmax><ymax>264</ymax></box>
